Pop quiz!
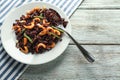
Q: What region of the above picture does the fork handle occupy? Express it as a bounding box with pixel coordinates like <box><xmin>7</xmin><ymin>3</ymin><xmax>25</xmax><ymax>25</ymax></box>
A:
<box><xmin>65</xmin><ymin>31</ymin><xmax>95</xmax><ymax>63</ymax></box>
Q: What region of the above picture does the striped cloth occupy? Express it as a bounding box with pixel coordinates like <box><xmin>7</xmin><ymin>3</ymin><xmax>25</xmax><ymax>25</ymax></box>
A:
<box><xmin>0</xmin><ymin>0</ymin><xmax>83</xmax><ymax>80</ymax></box>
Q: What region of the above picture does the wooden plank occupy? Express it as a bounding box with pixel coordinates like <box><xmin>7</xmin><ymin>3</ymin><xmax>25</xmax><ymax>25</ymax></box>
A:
<box><xmin>79</xmin><ymin>0</ymin><xmax>120</xmax><ymax>8</ymax></box>
<box><xmin>70</xmin><ymin>9</ymin><xmax>120</xmax><ymax>44</ymax></box>
<box><xmin>19</xmin><ymin>45</ymin><xmax>120</xmax><ymax>80</ymax></box>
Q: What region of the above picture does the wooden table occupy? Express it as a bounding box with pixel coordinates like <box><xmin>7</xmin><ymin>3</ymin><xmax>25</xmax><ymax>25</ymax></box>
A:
<box><xmin>20</xmin><ymin>0</ymin><xmax>120</xmax><ymax>80</ymax></box>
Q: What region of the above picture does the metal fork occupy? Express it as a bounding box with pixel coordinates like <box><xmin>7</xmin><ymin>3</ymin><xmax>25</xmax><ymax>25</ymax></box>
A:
<box><xmin>57</xmin><ymin>25</ymin><xmax>95</xmax><ymax>63</ymax></box>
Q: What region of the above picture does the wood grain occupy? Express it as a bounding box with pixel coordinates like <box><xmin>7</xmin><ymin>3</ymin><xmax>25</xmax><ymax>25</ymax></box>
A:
<box><xmin>20</xmin><ymin>45</ymin><xmax>120</xmax><ymax>80</ymax></box>
<box><xmin>79</xmin><ymin>0</ymin><xmax>120</xmax><ymax>8</ymax></box>
<box><xmin>70</xmin><ymin>9</ymin><xmax>120</xmax><ymax>44</ymax></box>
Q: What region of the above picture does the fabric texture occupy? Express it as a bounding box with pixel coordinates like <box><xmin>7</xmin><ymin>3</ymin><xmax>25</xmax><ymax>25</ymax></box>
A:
<box><xmin>0</xmin><ymin>0</ymin><xmax>83</xmax><ymax>79</ymax></box>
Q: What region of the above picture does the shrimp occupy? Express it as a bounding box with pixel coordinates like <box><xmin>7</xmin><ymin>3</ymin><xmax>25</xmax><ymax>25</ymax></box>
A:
<box><xmin>24</xmin><ymin>21</ymin><xmax>34</xmax><ymax>29</ymax></box>
<box><xmin>20</xmin><ymin>46</ymin><xmax>28</xmax><ymax>54</ymax></box>
<box><xmin>47</xmin><ymin>42</ymin><xmax>55</xmax><ymax>48</ymax></box>
<box><xmin>23</xmin><ymin>38</ymin><xmax>27</xmax><ymax>45</ymax></box>
<box><xmin>36</xmin><ymin>43</ymin><xmax>46</xmax><ymax>52</ymax></box>
<box><xmin>46</xmin><ymin>27</ymin><xmax>54</xmax><ymax>33</ymax></box>
<box><xmin>37</xmin><ymin>24</ymin><xmax>47</xmax><ymax>36</ymax></box>
<box><xmin>54</xmin><ymin>30</ymin><xmax>61</xmax><ymax>35</ymax></box>
<box><xmin>33</xmin><ymin>18</ymin><xmax>40</xmax><ymax>22</ymax></box>
<box><xmin>43</xmin><ymin>19</ymin><xmax>50</xmax><ymax>26</ymax></box>
<box><xmin>12</xmin><ymin>25</ymin><xmax>21</xmax><ymax>33</ymax></box>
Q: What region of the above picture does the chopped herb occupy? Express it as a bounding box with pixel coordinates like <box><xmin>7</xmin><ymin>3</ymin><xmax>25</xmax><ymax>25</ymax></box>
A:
<box><xmin>51</xmin><ymin>26</ymin><xmax>64</xmax><ymax>33</ymax></box>
<box><xmin>48</xmin><ymin>32</ymin><xmax>60</xmax><ymax>38</ymax></box>
<box><xmin>34</xmin><ymin>13</ymin><xmax>44</xmax><ymax>19</ymax></box>
<box><xmin>24</xmin><ymin>33</ymin><xmax>33</xmax><ymax>43</ymax></box>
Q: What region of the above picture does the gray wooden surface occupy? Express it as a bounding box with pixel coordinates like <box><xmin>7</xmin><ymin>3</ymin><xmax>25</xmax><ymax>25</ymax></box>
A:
<box><xmin>20</xmin><ymin>0</ymin><xmax>120</xmax><ymax>80</ymax></box>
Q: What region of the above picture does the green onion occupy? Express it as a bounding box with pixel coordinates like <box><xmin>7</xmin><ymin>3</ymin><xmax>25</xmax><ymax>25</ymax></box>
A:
<box><xmin>51</xmin><ymin>26</ymin><xmax>64</xmax><ymax>33</ymax></box>
<box><xmin>48</xmin><ymin>32</ymin><xmax>60</xmax><ymax>38</ymax></box>
<box><xmin>34</xmin><ymin>13</ymin><xmax>44</xmax><ymax>19</ymax></box>
<box><xmin>24</xmin><ymin>33</ymin><xmax>33</xmax><ymax>43</ymax></box>
<box><xmin>21</xmin><ymin>28</ymin><xmax>26</xmax><ymax>34</ymax></box>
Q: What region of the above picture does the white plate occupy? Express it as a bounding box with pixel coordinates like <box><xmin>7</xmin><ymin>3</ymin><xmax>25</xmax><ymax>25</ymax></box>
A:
<box><xmin>1</xmin><ymin>2</ymin><xmax>71</xmax><ymax>65</ymax></box>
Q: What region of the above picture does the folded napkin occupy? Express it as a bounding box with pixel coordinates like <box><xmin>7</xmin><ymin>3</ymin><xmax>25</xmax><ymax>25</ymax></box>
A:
<box><xmin>0</xmin><ymin>0</ymin><xmax>83</xmax><ymax>79</ymax></box>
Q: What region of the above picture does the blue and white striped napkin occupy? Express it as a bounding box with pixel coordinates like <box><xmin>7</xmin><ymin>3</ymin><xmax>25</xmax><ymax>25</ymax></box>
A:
<box><xmin>0</xmin><ymin>0</ymin><xmax>83</xmax><ymax>79</ymax></box>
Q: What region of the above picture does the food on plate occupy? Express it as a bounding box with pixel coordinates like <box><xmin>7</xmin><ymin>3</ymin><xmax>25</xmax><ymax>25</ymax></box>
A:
<box><xmin>12</xmin><ymin>7</ymin><xmax>68</xmax><ymax>54</ymax></box>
